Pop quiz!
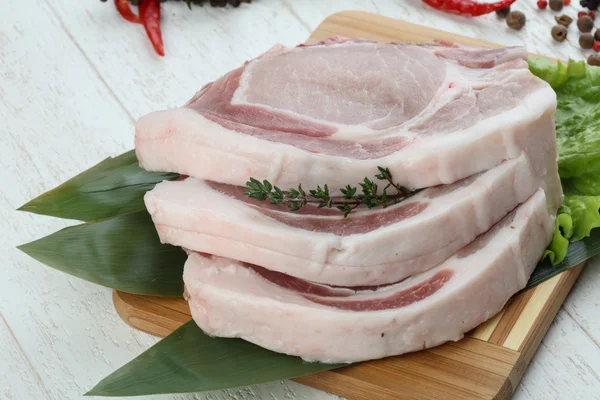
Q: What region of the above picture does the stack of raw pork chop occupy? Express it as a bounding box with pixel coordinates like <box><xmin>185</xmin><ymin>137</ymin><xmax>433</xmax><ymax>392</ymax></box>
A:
<box><xmin>136</xmin><ymin>38</ymin><xmax>562</xmax><ymax>363</ymax></box>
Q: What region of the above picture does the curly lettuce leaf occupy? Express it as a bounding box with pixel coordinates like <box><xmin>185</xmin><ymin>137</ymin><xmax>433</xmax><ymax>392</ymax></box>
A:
<box><xmin>543</xmin><ymin>213</ymin><xmax>572</xmax><ymax>264</ymax></box>
<box><xmin>561</xmin><ymin>195</ymin><xmax>600</xmax><ymax>241</ymax></box>
<box><xmin>529</xmin><ymin>59</ymin><xmax>600</xmax><ymax>264</ymax></box>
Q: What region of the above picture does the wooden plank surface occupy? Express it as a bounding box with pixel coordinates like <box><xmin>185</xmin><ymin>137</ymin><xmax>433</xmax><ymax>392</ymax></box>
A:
<box><xmin>3</xmin><ymin>2</ymin><xmax>600</xmax><ymax>399</ymax></box>
<box><xmin>113</xmin><ymin>11</ymin><xmax>587</xmax><ymax>400</ymax></box>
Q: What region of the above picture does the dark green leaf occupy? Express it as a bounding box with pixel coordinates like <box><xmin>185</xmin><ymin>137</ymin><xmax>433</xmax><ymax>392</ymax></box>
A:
<box><xmin>262</xmin><ymin>179</ymin><xmax>272</xmax><ymax>192</ymax></box>
<box><xmin>396</xmin><ymin>184</ymin><xmax>411</xmax><ymax>195</ymax></box>
<box><xmin>375</xmin><ymin>166</ymin><xmax>392</xmax><ymax>181</ymax></box>
<box><xmin>248</xmin><ymin>177</ymin><xmax>261</xmax><ymax>187</ymax></box>
<box><xmin>288</xmin><ymin>201</ymin><xmax>302</xmax><ymax>211</ymax></box>
<box><xmin>298</xmin><ymin>184</ymin><xmax>306</xmax><ymax>198</ymax></box>
<box><xmin>18</xmin><ymin>212</ymin><xmax>185</xmax><ymax>296</ymax></box>
<box><xmin>86</xmin><ymin>320</ymin><xmax>343</xmax><ymax>397</ymax></box>
<box><xmin>18</xmin><ymin>150</ymin><xmax>178</xmax><ymax>222</ymax></box>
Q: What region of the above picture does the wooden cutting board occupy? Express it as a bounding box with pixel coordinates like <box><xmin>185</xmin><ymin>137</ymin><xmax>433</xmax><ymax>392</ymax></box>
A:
<box><xmin>113</xmin><ymin>11</ymin><xmax>585</xmax><ymax>400</ymax></box>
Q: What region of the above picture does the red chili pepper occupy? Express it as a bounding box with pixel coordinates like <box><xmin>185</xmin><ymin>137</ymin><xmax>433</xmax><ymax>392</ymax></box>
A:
<box><xmin>139</xmin><ymin>0</ymin><xmax>165</xmax><ymax>56</ymax></box>
<box><xmin>422</xmin><ymin>0</ymin><xmax>517</xmax><ymax>16</ymax></box>
<box><xmin>114</xmin><ymin>0</ymin><xmax>141</xmax><ymax>24</ymax></box>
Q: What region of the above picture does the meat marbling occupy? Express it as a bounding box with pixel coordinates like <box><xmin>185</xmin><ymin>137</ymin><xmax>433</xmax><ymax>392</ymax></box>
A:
<box><xmin>183</xmin><ymin>189</ymin><xmax>555</xmax><ymax>363</ymax></box>
<box><xmin>145</xmin><ymin>130</ymin><xmax>561</xmax><ymax>286</ymax></box>
<box><xmin>136</xmin><ymin>38</ymin><xmax>556</xmax><ymax>192</ymax></box>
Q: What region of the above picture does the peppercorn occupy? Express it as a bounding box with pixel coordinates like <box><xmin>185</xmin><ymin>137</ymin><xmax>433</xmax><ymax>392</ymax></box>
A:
<box><xmin>588</xmin><ymin>54</ymin><xmax>600</xmax><ymax>65</ymax></box>
<box><xmin>496</xmin><ymin>6</ymin><xmax>511</xmax><ymax>17</ymax></box>
<box><xmin>538</xmin><ymin>0</ymin><xmax>548</xmax><ymax>8</ymax></box>
<box><xmin>595</xmin><ymin>29</ymin><xmax>600</xmax><ymax>40</ymax></box>
<box><xmin>506</xmin><ymin>11</ymin><xmax>526</xmax><ymax>30</ymax></box>
<box><xmin>555</xmin><ymin>14</ymin><xmax>574</xmax><ymax>26</ymax></box>
<box><xmin>578</xmin><ymin>15</ymin><xmax>595</xmax><ymax>32</ymax></box>
<box><xmin>581</xmin><ymin>0</ymin><xmax>599</xmax><ymax>10</ymax></box>
<box><xmin>552</xmin><ymin>25</ymin><xmax>568</xmax><ymax>41</ymax></box>
<box><xmin>550</xmin><ymin>0</ymin><xmax>564</xmax><ymax>10</ymax></box>
<box><xmin>580</xmin><ymin>32</ymin><xmax>595</xmax><ymax>48</ymax></box>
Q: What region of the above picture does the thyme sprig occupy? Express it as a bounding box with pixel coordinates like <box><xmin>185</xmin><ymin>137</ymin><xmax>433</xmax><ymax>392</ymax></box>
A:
<box><xmin>244</xmin><ymin>167</ymin><xmax>415</xmax><ymax>217</ymax></box>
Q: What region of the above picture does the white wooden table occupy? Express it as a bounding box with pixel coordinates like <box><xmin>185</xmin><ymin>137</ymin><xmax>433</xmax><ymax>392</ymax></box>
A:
<box><xmin>2</xmin><ymin>1</ymin><xmax>600</xmax><ymax>399</ymax></box>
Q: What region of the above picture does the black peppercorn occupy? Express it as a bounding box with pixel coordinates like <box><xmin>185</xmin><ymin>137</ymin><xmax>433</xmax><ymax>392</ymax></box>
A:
<box><xmin>550</xmin><ymin>0</ymin><xmax>564</xmax><ymax>10</ymax></box>
<box><xmin>595</xmin><ymin>29</ymin><xmax>600</xmax><ymax>41</ymax></box>
<box><xmin>507</xmin><ymin>11</ymin><xmax>526</xmax><ymax>30</ymax></box>
<box><xmin>552</xmin><ymin>25</ymin><xmax>568</xmax><ymax>41</ymax></box>
<box><xmin>496</xmin><ymin>7</ymin><xmax>511</xmax><ymax>18</ymax></box>
<box><xmin>580</xmin><ymin>32</ymin><xmax>595</xmax><ymax>48</ymax></box>
<box><xmin>581</xmin><ymin>0</ymin><xmax>599</xmax><ymax>10</ymax></box>
<box><xmin>555</xmin><ymin>15</ymin><xmax>574</xmax><ymax>27</ymax></box>
<box><xmin>578</xmin><ymin>16</ymin><xmax>595</xmax><ymax>32</ymax></box>
<box><xmin>589</xmin><ymin>54</ymin><xmax>600</xmax><ymax>66</ymax></box>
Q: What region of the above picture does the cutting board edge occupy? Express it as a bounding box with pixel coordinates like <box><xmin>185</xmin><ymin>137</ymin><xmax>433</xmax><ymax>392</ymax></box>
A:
<box><xmin>309</xmin><ymin>10</ymin><xmax>503</xmax><ymax>47</ymax></box>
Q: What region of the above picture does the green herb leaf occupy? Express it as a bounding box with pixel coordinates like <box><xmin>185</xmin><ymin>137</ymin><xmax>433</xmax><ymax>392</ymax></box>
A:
<box><xmin>244</xmin><ymin>168</ymin><xmax>415</xmax><ymax>217</ymax></box>
<box><xmin>18</xmin><ymin>150</ymin><xmax>178</xmax><ymax>222</ymax></box>
<box><xmin>18</xmin><ymin>212</ymin><xmax>186</xmax><ymax>296</ymax></box>
<box><xmin>86</xmin><ymin>320</ymin><xmax>343</xmax><ymax>397</ymax></box>
<box><xmin>375</xmin><ymin>166</ymin><xmax>392</xmax><ymax>181</ymax></box>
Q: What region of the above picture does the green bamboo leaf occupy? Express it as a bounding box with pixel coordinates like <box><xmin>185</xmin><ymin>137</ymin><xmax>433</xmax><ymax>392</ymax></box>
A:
<box><xmin>18</xmin><ymin>150</ymin><xmax>177</xmax><ymax>222</ymax></box>
<box><xmin>18</xmin><ymin>212</ymin><xmax>185</xmax><ymax>296</ymax></box>
<box><xmin>86</xmin><ymin>320</ymin><xmax>343</xmax><ymax>397</ymax></box>
<box><xmin>525</xmin><ymin>227</ymin><xmax>600</xmax><ymax>289</ymax></box>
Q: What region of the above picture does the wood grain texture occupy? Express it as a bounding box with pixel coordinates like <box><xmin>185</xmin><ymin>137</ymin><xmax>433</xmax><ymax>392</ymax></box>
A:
<box><xmin>3</xmin><ymin>1</ymin><xmax>600</xmax><ymax>399</ymax></box>
<box><xmin>113</xmin><ymin>11</ymin><xmax>588</xmax><ymax>400</ymax></box>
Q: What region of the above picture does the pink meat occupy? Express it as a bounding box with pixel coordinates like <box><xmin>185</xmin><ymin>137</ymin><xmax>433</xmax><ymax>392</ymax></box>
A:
<box><xmin>303</xmin><ymin>270</ymin><xmax>453</xmax><ymax>311</ymax></box>
<box><xmin>245</xmin><ymin>263</ymin><xmax>404</xmax><ymax>295</ymax></box>
<box><xmin>135</xmin><ymin>39</ymin><xmax>556</xmax><ymax>191</ymax></box>
<box><xmin>183</xmin><ymin>189</ymin><xmax>555</xmax><ymax>363</ymax></box>
<box><xmin>259</xmin><ymin>201</ymin><xmax>428</xmax><ymax>235</ymax></box>
<box><xmin>145</xmin><ymin>127</ymin><xmax>561</xmax><ymax>286</ymax></box>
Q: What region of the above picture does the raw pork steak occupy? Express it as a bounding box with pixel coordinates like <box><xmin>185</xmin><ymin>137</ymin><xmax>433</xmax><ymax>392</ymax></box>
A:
<box><xmin>136</xmin><ymin>38</ymin><xmax>556</xmax><ymax>191</ymax></box>
<box><xmin>146</xmin><ymin>148</ymin><xmax>561</xmax><ymax>286</ymax></box>
<box><xmin>184</xmin><ymin>189</ymin><xmax>555</xmax><ymax>363</ymax></box>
